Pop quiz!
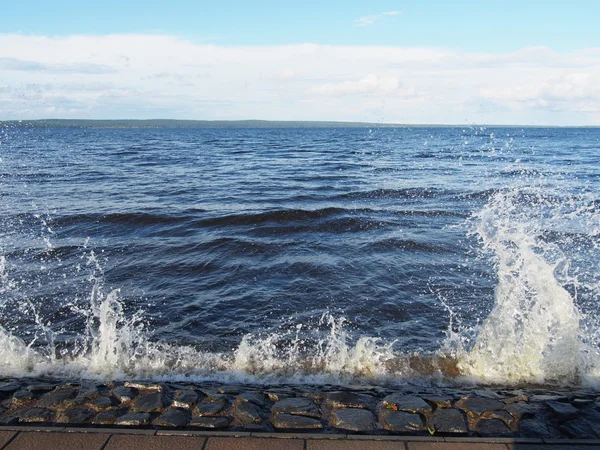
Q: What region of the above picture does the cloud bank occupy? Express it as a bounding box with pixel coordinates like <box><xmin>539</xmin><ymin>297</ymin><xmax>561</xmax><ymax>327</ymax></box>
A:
<box><xmin>1</xmin><ymin>34</ymin><xmax>599</xmax><ymax>125</ymax></box>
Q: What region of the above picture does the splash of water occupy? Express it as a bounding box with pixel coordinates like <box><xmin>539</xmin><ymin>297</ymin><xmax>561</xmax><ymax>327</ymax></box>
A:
<box><xmin>457</xmin><ymin>187</ymin><xmax>600</xmax><ymax>385</ymax></box>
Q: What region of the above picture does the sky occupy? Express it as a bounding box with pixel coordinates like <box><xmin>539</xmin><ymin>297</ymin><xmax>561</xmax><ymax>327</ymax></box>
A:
<box><xmin>1</xmin><ymin>0</ymin><xmax>599</xmax><ymax>124</ymax></box>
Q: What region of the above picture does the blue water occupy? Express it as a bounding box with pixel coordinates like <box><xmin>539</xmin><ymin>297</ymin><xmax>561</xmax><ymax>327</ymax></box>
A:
<box><xmin>0</xmin><ymin>125</ymin><xmax>599</xmax><ymax>385</ymax></box>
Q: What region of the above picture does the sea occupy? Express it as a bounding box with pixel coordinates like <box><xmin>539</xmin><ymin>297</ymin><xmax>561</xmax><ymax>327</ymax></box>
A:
<box><xmin>0</xmin><ymin>124</ymin><xmax>599</xmax><ymax>388</ymax></box>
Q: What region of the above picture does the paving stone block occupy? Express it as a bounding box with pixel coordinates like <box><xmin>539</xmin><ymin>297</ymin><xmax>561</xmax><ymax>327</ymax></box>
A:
<box><xmin>0</xmin><ymin>431</ymin><xmax>16</xmax><ymax>447</ymax></box>
<box><xmin>408</xmin><ymin>443</ymin><xmax>508</xmax><ymax>450</ymax></box>
<box><xmin>104</xmin><ymin>434</ymin><xmax>206</xmax><ymax>450</ymax></box>
<box><xmin>206</xmin><ymin>437</ymin><xmax>304</xmax><ymax>450</ymax></box>
<box><xmin>308</xmin><ymin>441</ymin><xmax>412</xmax><ymax>449</ymax></box>
<box><xmin>5</xmin><ymin>431</ymin><xmax>109</xmax><ymax>450</ymax></box>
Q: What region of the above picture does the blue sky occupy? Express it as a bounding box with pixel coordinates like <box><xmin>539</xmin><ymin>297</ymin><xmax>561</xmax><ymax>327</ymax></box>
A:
<box><xmin>2</xmin><ymin>0</ymin><xmax>598</xmax><ymax>51</ymax></box>
<box><xmin>1</xmin><ymin>1</ymin><xmax>600</xmax><ymax>124</ymax></box>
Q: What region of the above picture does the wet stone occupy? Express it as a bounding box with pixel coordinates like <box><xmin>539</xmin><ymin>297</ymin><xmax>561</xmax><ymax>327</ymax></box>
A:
<box><xmin>189</xmin><ymin>416</ymin><xmax>231</xmax><ymax>429</ymax></box>
<box><xmin>116</xmin><ymin>412</ymin><xmax>151</xmax><ymax>426</ymax></box>
<box><xmin>201</xmin><ymin>391</ymin><xmax>230</xmax><ymax>402</ymax></box>
<box><xmin>506</xmin><ymin>402</ymin><xmax>541</xmax><ymax>420</ymax></box>
<box><xmin>26</xmin><ymin>383</ymin><xmax>56</xmax><ymax>393</ymax></box>
<box><xmin>475</xmin><ymin>418</ymin><xmax>513</xmax><ymax>436</ymax></box>
<box><xmin>0</xmin><ymin>382</ymin><xmax>21</xmax><ymax>393</ymax></box>
<box><xmin>379</xmin><ymin>409</ymin><xmax>425</xmax><ymax>432</ymax></box>
<box><xmin>473</xmin><ymin>390</ymin><xmax>501</xmax><ymax>399</ymax></box>
<box><xmin>427</xmin><ymin>408</ymin><xmax>467</xmax><ymax>435</ymax></box>
<box><xmin>325</xmin><ymin>391</ymin><xmax>376</xmax><ymax>409</ymax></box>
<box><xmin>232</xmin><ymin>399</ymin><xmax>262</xmax><ymax>425</ymax></box>
<box><xmin>17</xmin><ymin>407</ymin><xmax>54</xmax><ymax>423</ymax></box>
<box><xmin>57</xmin><ymin>406</ymin><xmax>95</xmax><ymax>424</ymax></box>
<box><xmin>272</xmin><ymin>397</ymin><xmax>320</xmax><ymax>418</ymax></box>
<box><xmin>482</xmin><ymin>409</ymin><xmax>516</xmax><ymax>428</ymax></box>
<box><xmin>237</xmin><ymin>391</ymin><xmax>266</xmax><ymax>407</ymax></box>
<box><xmin>113</xmin><ymin>386</ymin><xmax>138</xmax><ymax>403</ymax></box>
<box><xmin>329</xmin><ymin>408</ymin><xmax>375</xmax><ymax>432</ymax></box>
<box><xmin>504</xmin><ymin>394</ymin><xmax>529</xmax><ymax>404</ymax></box>
<box><xmin>559</xmin><ymin>419</ymin><xmax>600</xmax><ymax>438</ymax></box>
<box><xmin>455</xmin><ymin>397</ymin><xmax>504</xmax><ymax>417</ymax></box>
<box><xmin>265</xmin><ymin>390</ymin><xmax>292</xmax><ymax>402</ymax></box>
<box><xmin>519</xmin><ymin>418</ymin><xmax>552</xmax><ymax>437</ymax></box>
<box><xmin>0</xmin><ymin>416</ymin><xmax>18</xmax><ymax>425</ymax></box>
<box><xmin>93</xmin><ymin>411</ymin><xmax>118</xmax><ymax>425</ymax></box>
<box><xmin>88</xmin><ymin>396</ymin><xmax>117</xmax><ymax>411</ymax></box>
<box><xmin>131</xmin><ymin>391</ymin><xmax>165</xmax><ymax>413</ymax></box>
<box><xmin>298</xmin><ymin>391</ymin><xmax>324</xmax><ymax>402</ymax></box>
<box><xmin>37</xmin><ymin>388</ymin><xmax>77</xmax><ymax>408</ymax></box>
<box><xmin>195</xmin><ymin>398</ymin><xmax>227</xmax><ymax>416</ymax></box>
<box><xmin>381</xmin><ymin>394</ymin><xmax>432</xmax><ymax>415</ymax></box>
<box><xmin>172</xmin><ymin>389</ymin><xmax>199</xmax><ymax>409</ymax></box>
<box><xmin>573</xmin><ymin>398</ymin><xmax>595</xmax><ymax>408</ymax></box>
<box><xmin>423</xmin><ymin>396</ymin><xmax>453</xmax><ymax>409</ymax></box>
<box><xmin>530</xmin><ymin>394</ymin><xmax>568</xmax><ymax>402</ymax></box>
<box><xmin>546</xmin><ymin>401</ymin><xmax>579</xmax><ymax>420</ymax></box>
<box><xmin>77</xmin><ymin>382</ymin><xmax>106</xmax><ymax>399</ymax></box>
<box><xmin>271</xmin><ymin>413</ymin><xmax>323</xmax><ymax>430</ymax></box>
<box><xmin>12</xmin><ymin>390</ymin><xmax>35</xmax><ymax>406</ymax></box>
<box><xmin>64</xmin><ymin>396</ymin><xmax>87</xmax><ymax>407</ymax></box>
<box><xmin>218</xmin><ymin>385</ymin><xmax>241</xmax><ymax>395</ymax></box>
<box><xmin>124</xmin><ymin>381</ymin><xmax>163</xmax><ymax>391</ymax></box>
<box><xmin>153</xmin><ymin>408</ymin><xmax>190</xmax><ymax>427</ymax></box>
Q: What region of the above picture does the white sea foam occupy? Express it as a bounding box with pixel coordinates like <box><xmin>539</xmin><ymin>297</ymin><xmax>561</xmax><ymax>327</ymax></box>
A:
<box><xmin>457</xmin><ymin>186</ymin><xmax>600</xmax><ymax>386</ymax></box>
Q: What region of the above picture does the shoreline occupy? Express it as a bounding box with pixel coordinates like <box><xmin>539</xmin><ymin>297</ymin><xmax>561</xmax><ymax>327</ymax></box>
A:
<box><xmin>0</xmin><ymin>378</ymin><xmax>598</xmax><ymax>440</ymax></box>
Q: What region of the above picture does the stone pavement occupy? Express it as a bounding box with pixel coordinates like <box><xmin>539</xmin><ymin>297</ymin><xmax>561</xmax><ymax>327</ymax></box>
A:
<box><xmin>0</xmin><ymin>428</ymin><xmax>600</xmax><ymax>450</ymax></box>
<box><xmin>2</xmin><ymin>379</ymin><xmax>600</xmax><ymax>441</ymax></box>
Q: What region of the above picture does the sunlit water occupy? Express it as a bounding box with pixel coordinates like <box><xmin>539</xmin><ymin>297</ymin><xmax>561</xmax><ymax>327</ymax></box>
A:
<box><xmin>0</xmin><ymin>125</ymin><xmax>599</xmax><ymax>387</ymax></box>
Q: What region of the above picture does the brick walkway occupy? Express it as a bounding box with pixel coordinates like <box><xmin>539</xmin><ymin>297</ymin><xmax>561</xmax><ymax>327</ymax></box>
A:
<box><xmin>0</xmin><ymin>428</ymin><xmax>599</xmax><ymax>450</ymax></box>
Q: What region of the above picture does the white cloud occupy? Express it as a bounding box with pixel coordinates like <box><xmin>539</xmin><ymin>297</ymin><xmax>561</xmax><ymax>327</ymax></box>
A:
<box><xmin>353</xmin><ymin>11</ymin><xmax>401</xmax><ymax>27</ymax></box>
<box><xmin>0</xmin><ymin>34</ymin><xmax>599</xmax><ymax>125</ymax></box>
<box><xmin>311</xmin><ymin>74</ymin><xmax>400</xmax><ymax>96</ymax></box>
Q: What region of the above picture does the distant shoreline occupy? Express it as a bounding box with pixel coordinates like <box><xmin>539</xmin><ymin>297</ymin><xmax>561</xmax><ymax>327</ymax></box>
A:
<box><xmin>1</xmin><ymin>119</ymin><xmax>598</xmax><ymax>129</ymax></box>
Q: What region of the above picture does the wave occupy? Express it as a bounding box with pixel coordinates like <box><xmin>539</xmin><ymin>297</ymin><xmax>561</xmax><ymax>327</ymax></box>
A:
<box><xmin>360</xmin><ymin>238</ymin><xmax>452</xmax><ymax>254</ymax></box>
<box><xmin>452</xmin><ymin>187</ymin><xmax>600</xmax><ymax>385</ymax></box>
<box><xmin>335</xmin><ymin>188</ymin><xmax>450</xmax><ymax>200</ymax></box>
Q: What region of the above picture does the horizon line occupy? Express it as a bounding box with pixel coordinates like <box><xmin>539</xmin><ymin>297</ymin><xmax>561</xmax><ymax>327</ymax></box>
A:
<box><xmin>1</xmin><ymin>118</ymin><xmax>599</xmax><ymax>128</ymax></box>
